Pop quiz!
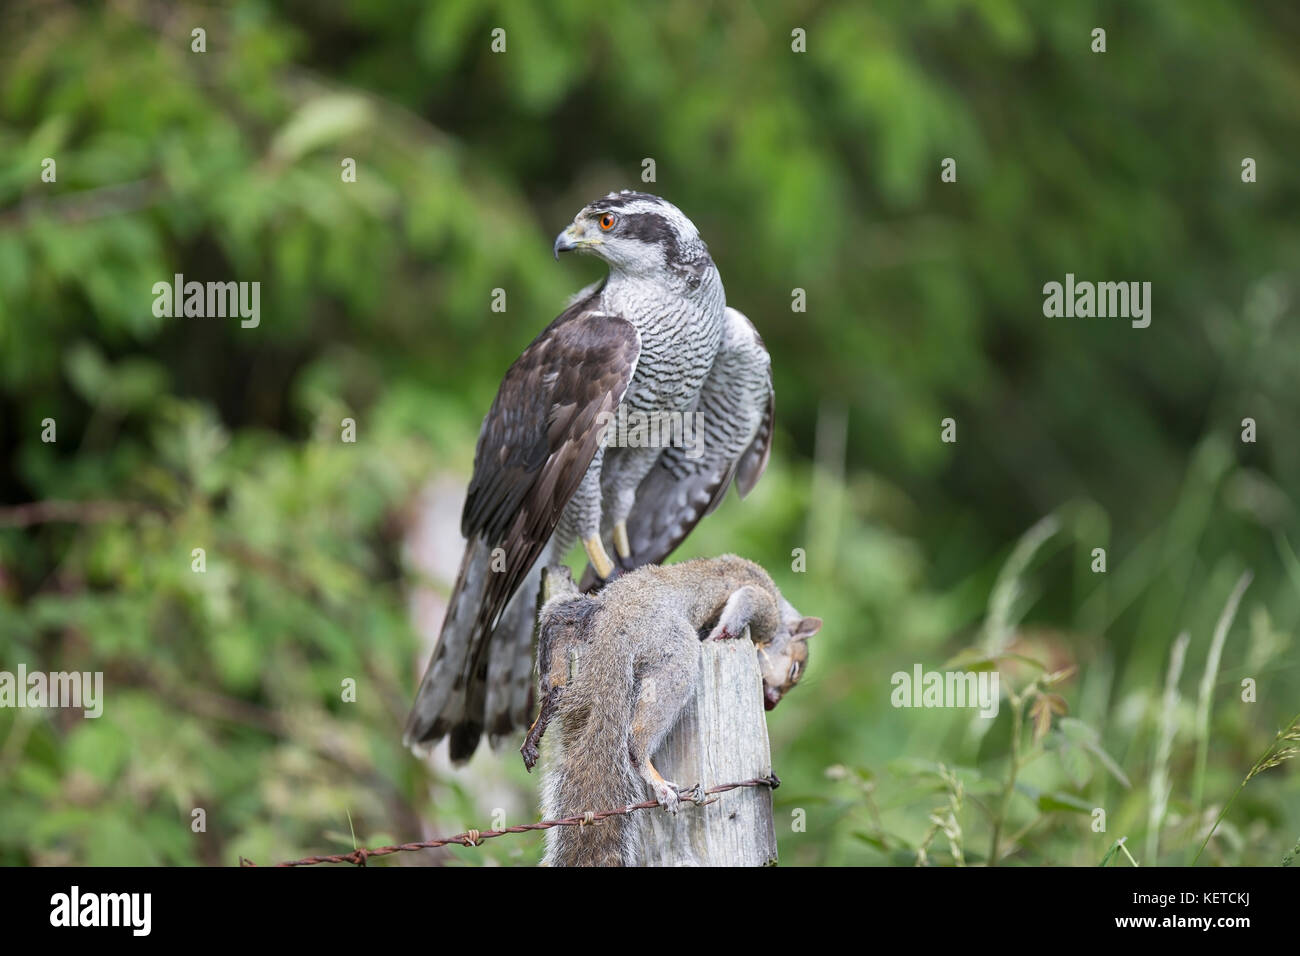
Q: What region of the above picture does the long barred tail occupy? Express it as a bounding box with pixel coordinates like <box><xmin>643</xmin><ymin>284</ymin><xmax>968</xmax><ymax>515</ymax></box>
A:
<box><xmin>404</xmin><ymin>536</ymin><xmax>546</xmax><ymax>762</ymax></box>
<box><xmin>485</xmin><ymin>559</ymin><xmax>543</xmax><ymax>749</ymax></box>
<box><xmin>403</xmin><ymin>537</ymin><xmax>493</xmax><ymax>752</ymax></box>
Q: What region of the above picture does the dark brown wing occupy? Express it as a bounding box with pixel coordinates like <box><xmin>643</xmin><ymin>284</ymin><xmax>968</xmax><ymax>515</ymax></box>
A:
<box><xmin>463</xmin><ymin>307</ymin><xmax>639</xmax><ymax>632</ymax></box>
<box><xmin>404</xmin><ymin>294</ymin><xmax>638</xmax><ymax>755</ymax></box>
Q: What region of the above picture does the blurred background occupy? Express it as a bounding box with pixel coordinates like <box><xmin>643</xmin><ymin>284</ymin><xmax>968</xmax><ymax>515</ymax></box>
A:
<box><xmin>1</xmin><ymin>0</ymin><xmax>1297</xmax><ymax>866</ymax></box>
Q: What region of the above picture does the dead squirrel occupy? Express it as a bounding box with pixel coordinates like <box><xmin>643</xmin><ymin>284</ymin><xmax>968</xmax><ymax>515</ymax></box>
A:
<box><xmin>522</xmin><ymin>554</ymin><xmax>820</xmax><ymax>867</ymax></box>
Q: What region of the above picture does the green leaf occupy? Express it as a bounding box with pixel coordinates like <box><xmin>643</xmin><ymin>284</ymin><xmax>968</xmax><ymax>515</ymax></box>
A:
<box><xmin>1059</xmin><ymin>717</ymin><xmax>1132</xmax><ymax>789</ymax></box>
<box><xmin>65</xmin><ymin>721</ymin><xmax>131</xmax><ymax>785</ymax></box>
<box><xmin>269</xmin><ymin>95</ymin><xmax>375</xmax><ymax>163</ymax></box>
<box><xmin>1037</xmin><ymin>790</ymin><xmax>1093</xmax><ymax>814</ymax></box>
<box><xmin>976</xmin><ymin>706</ymin><xmax>1015</xmax><ymax>763</ymax></box>
<box><xmin>1099</xmin><ymin>840</ymin><xmax>1123</xmax><ymax>867</ymax></box>
<box><xmin>851</xmin><ymin>831</ymin><xmax>891</xmax><ymax>851</ymax></box>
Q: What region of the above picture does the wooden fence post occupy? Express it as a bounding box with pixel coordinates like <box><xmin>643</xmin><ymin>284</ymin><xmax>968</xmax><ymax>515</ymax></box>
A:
<box><xmin>630</xmin><ymin>631</ymin><xmax>779</xmax><ymax>866</ymax></box>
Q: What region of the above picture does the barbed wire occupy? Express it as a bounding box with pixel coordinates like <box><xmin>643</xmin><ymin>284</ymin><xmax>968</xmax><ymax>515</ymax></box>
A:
<box><xmin>239</xmin><ymin>774</ymin><xmax>779</xmax><ymax>867</ymax></box>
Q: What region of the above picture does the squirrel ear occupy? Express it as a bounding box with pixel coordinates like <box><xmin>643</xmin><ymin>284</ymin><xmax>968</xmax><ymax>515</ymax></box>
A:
<box><xmin>795</xmin><ymin>616</ymin><xmax>822</xmax><ymax>638</ymax></box>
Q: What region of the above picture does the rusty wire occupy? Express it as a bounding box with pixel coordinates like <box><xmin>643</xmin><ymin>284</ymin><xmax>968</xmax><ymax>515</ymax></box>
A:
<box><xmin>239</xmin><ymin>775</ymin><xmax>779</xmax><ymax>867</ymax></box>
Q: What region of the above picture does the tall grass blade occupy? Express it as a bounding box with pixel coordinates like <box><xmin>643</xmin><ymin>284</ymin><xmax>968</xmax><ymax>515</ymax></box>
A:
<box><xmin>1192</xmin><ymin>570</ymin><xmax>1252</xmax><ymax>820</ymax></box>
<box><xmin>1147</xmin><ymin>631</ymin><xmax>1189</xmax><ymax>863</ymax></box>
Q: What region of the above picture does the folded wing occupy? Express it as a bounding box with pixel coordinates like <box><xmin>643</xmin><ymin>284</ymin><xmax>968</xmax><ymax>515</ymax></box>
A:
<box><xmin>404</xmin><ymin>297</ymin><xmax>640</xmax><ymax>756</ymax></box>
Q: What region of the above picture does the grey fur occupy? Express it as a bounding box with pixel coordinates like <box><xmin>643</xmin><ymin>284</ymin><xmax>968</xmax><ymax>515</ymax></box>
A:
<box><xmin>536</xmin><ymin>555</ymin><xmax>818</xmax><ymax>866</ymax></box>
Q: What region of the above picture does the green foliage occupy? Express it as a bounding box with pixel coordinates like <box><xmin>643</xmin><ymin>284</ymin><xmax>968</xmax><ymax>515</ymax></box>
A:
<box><xmin>1</xmin><ymin>0</ymin><xmax>1298</xmax><ymax>866</ymax></box>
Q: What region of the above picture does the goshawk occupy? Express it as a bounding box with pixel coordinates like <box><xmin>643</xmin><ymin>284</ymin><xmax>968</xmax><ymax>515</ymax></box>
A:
<box><xmin>403</xmin><ymin>191</ymin><xmax>774</xmax><ymax>760</ymax></box>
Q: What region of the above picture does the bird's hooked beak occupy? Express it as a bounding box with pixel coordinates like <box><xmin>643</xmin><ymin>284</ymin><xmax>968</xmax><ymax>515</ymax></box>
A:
<box><xmin>553</xmin><ymin>221</ymin><xmax>598</xmax><ymax>260</ymax></box>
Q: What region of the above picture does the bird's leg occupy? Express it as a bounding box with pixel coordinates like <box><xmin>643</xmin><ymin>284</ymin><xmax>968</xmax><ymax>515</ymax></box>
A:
<box><xmin>603</xmin><ymin>445</ymin><xmax>660</xmax><ymax>563</ymax></box>
<box><xmin>563</xmin><ymin>445</ymin><xmax>614</xmax><ymax>579</ymax></box>
<box><xmin>612</xmin><ymin>521</ymin><xmax>631</xmax><ymax>560</ymax></box>
<box><xmin>583</xmin><ymin>534</ymin><xmax>616</xmax><ymax>580</ymax></box>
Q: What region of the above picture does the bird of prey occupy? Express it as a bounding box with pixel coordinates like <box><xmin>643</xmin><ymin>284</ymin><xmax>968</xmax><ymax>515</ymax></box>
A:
<box><xmin>403</xmin><ymin>191</ymin><xmax>774</xmax><ymax>761</ymax></box>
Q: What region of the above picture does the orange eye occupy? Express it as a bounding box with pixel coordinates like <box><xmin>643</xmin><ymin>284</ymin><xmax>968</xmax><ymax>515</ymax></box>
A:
<box><xmin>599</xmin><ymin>213</ymin><xmax>616</xmax><ymax>231</ymax></box>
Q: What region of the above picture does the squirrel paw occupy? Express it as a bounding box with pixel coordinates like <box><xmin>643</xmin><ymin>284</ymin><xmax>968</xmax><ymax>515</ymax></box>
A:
<box><xmin>520</xmin><ymin>739</ymin><xmax>539</xmax><ymax>772</ymax></box>
<box><xmin>654</xmin><ymin>779</ymin><xmax>682</xmax><ymax>814</ymax></box>
<box><xmin>681</xmin><ymin>782</ymin><xmax>719</xmax><ymax>807</ymax></box>
<box><xmin>706</xmin><ymin>623</ymin><xmax>739</xmax><ymax>641</ymax></box>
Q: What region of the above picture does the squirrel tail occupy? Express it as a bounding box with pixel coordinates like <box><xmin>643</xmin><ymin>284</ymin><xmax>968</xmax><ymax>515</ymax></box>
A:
<box><xmin>541</xmin><ymin>659</ymin><xmax>643</xmax><ymax>866</ymax></box>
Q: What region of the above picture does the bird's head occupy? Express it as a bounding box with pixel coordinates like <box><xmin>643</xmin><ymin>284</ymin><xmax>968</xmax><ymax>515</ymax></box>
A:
<box><xmin>554</xmin><ymin>190</ymin><xmax>712</xmax><ymax>280</ymax></box>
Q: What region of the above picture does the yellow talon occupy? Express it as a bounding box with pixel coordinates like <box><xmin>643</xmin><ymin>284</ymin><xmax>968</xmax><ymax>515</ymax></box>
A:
<box><xmin>583</xmin><ymin>535</ymin><xmax>615</xmax><ymax>579</ymax></box>
<box><xmin>613</xmin><ymin>521</ymin><xmax>631</xmax><ymax>560</ymax></box>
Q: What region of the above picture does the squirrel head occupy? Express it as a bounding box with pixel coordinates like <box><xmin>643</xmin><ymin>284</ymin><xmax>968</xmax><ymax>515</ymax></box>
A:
<box><xmin>758</xmin><ymin>601</ymin><xmax>821</xmax><ymax>710</ymax></box>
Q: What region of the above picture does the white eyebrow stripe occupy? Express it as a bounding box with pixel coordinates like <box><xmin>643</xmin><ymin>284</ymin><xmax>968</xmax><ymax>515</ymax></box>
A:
<box><xmin>607</xmin><ymin>200</ymin><xmax>664</xmax><ymax>216</ymax></box>
<box><xmin>601</xmin><ymin>202</ymin><xmax>697</xmax><ymax>242</ymax></box>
